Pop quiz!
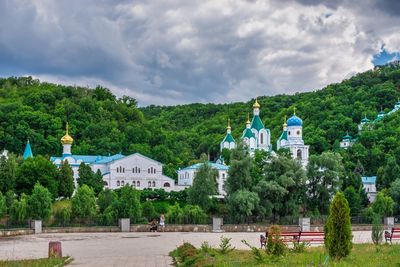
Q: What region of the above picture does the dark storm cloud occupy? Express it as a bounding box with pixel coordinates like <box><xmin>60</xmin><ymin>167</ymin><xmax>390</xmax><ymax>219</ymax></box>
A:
<box><xmin>0</xmin><ymin>0</ymin><xmax>399</xmax><ymax>105</ymax></box>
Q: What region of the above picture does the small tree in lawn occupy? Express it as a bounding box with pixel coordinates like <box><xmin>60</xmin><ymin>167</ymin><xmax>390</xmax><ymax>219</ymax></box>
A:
<box><xmin>324</xmin><ymin>192</ymin><xmax>352</xmax><ymax>260</ymax></box>
<box><xmin>28</xmin><ymin>182</ymin><xmax>52</xmax><ymax>221</ymax></box>
<box><xmin>72</xmin><ymin>185</ymin><xmax>97</xmax><ymax>223</ymax></box>
<box><xmin>371</xmin><ymin>214</ymin><xmax>383</xmax><ymax>246</ymax></box>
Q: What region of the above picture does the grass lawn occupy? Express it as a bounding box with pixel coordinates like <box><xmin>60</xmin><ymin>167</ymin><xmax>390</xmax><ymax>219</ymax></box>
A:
<box><xmin>0</xmin><ymin>257</ymin><xmax>71</xmax><ymax>267</ymax></box>
<box><xmin>170</xmin><ymin>243</ymin><xmax>400</xmax><ymax>267</ymax></box>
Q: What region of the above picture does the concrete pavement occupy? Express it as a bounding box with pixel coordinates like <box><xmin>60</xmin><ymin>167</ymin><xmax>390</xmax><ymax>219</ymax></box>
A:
<box><xmin>0</xmin><ymin>231</ymin><xmax>373</xmax><ymax>266</ymax></box>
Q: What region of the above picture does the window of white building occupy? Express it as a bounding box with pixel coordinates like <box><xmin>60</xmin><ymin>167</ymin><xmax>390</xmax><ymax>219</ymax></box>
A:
<box><xmin>148</xmin><ymin>181</ymin><xmax>151</xmax><ymax>187</ymax></box>
<box><xmin>117</xmin><ymin>180</ymin><xmax>120</xmax><ymax>186</ymax></box>
<box><xmin>152</xmin><ymin>181</ymin><xmax>156</xmax><ymax>187</ymax></box>
<box><xmin>121</xmin><ymin>180</ymin><xmax>125</xmax><ymax>186</ymax></box>
<box><xmin>137</xmin><ymin>181</ymin><xmax>140</xmax><ymax>187</ymax></box>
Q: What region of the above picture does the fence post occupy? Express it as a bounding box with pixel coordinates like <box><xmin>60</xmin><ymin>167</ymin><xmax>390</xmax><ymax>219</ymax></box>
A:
<box><xmin>31</xmin><ymin>220</ymin><xmax>42</xmax><ymax>234</ymax></box>
<box><xmin>119</xmin><ymin>218</ymin><xmax>130</xmax><ymax>232</ymax></box>
<box><xmin>299</xmin><ymin>217</ymin><xmax>310</xmax><ymax>232</ymax></box>
<box><xmin>212</xmin><ymin>217</ymin><xmax>223</xmax><ymax>232</ymax></box>
<box><xmin>384</xmin><ymin>217</ymin><xmax>394</xmax><ymax>229</ymax></box>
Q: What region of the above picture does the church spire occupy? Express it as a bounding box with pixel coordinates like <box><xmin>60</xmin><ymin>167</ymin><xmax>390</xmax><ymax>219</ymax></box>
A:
<box><xmin>23</xmin><ymin>140</ymin><xmax>33</xmax><ymax>160</ymax></box>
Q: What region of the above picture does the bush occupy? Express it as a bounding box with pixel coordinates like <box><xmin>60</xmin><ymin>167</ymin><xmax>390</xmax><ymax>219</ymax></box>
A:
<box><xmin>291</xmin><ymin>241</ymin><xmax>309</xmax><ymax>253</ymax></box>
<box><xmin>266</xmin><ymin>225</ymin><xmax>286</xmax><ymax>256</ymax></box>
<box><xmin>52</xmin><ymin>200</ymin><xmax>72</xmax><ymax>226</ymax></box>
<box><xmin>10</xmin><ymin>194</ymin><xmax>28</xmax><ymax>225</ymax></box>
<box><xmin>98</xmin><ymin>206</ymin><xmax>117</xmax><ymax>226</ymax></box>
<box><xmin>242</xmin><ymin>239</ymin><xmax>265</xmax><ymax>263</ymax></box>
<box><xmin>182</xmin><ymin>205</ymin><xmax>208</xmax><ymax>224</ymax></box>
<box><xmin>169</xmin><ymin>242</ymin><xmax>199</xmax><ymax>266</ymax></box>
<box><xmin>371</xmin><ymin>215</ymin><xmax>383</xmax><ymax>245</ymax></box>
<box><xmin>324</xmin><ymin>192</ymin><xmax>352</xmax><ymax>260</ymax></box>
<box><xmin>166</xmin><ymin>203</ymin><xmax>184</xmax><ymax>224</ymax></box>
<box><xmin>142</xmin><ymin>201</ymin><xmax>158</xmax><ymax>221</ymax></box>
<box><xmin>0</xmin><ymin>192</ymin><xmax>6</xmax><ymax>218</ymax></box>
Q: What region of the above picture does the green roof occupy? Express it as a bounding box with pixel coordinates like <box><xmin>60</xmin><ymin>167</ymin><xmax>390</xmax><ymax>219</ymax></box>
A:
<box><xmin>222</xmin><ymin>133</ymin><xmax>235</xmax><ymax>143</ymax></box>
<box><xmin>250</xmin><ymin>115</ymin><xmax>265</xmax><ymax>131</ymax></box>
<box><xmin>343</xmin><ymin>134</ymin><xmax>352</xmax><ymax>140</ymax></box>
<box><xmin>242</xmin><ymin>128</ymin><xmax>255</xmax><ymax>139</ymax></box>
<box><xmin>278</xmin><ymin>130</ymin><xmax>288</xmax><ymax>141</ymax></box>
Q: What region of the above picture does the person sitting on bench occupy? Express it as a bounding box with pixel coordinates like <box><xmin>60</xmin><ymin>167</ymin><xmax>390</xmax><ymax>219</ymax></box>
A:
<box><xmin>149</xmin><ymin>219</ymin><xmax>158</xmax><ymax>232</ymax></box>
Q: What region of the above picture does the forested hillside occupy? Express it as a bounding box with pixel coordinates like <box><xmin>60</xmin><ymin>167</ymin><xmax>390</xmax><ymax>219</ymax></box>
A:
<box><xmin>0</xmin><ymin>62</ymin><xmax>400</xmax><ymax>178</ymax></box>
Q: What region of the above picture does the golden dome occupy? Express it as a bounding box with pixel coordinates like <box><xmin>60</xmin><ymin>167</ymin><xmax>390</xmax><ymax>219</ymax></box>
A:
<box><xmin>246</xmin><ymin>113</ymin><xmax>250</xmax><ymax>124</ymax></box>
<box><xmin>227</xmin><ymin>118</ymin><xmax>231</xmax><ymax>130</ymax></box>
<box><xmin>61</xmin><ymin>123</ymin><xmax>74</xmax><ymax>145</ymax></box>
<box><xmin>253</xmin><ymin>98</ymin><xmax>260</xmax><ymax>109</ymax></box>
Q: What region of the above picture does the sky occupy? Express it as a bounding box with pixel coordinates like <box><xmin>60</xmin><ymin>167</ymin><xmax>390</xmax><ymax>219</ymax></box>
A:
<box><xmin>0</xmin><ymin>0</ymin><xmax>399</xmax><ymax>106</ymax></box>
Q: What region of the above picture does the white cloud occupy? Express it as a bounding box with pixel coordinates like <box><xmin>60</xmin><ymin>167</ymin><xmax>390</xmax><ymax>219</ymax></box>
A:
<box><xmin>0</xmin><ymin>0</ymin><xmax>399</xmax><ymax>106</ymax></box>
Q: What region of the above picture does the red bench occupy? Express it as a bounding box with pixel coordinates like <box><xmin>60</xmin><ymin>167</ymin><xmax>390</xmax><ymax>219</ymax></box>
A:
<box><xmin>266</xmin><ymin>230</ymin><xmax>325</xmax><ymax>245</ymax></box>
<box><xmin>385</xmin><ymin>228</ymin><xmax>400</xmax><ymax>244</ymax></box>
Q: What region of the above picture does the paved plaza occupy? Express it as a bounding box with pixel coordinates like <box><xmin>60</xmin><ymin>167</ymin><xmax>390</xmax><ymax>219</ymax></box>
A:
<box><xmin>0</xmin><ymin>231</ymin><xmax>373</xmax><ymax>266</ymax></box>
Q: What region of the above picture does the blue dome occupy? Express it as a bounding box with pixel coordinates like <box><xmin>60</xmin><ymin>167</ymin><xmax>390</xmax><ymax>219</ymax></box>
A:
<box><xmin>287</xmin><ymin>115</ymin><xmax>302</xmax><ymax>126</ymax></box>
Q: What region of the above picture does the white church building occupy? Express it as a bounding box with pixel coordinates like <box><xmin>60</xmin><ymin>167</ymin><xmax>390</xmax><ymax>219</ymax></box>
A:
<box><xmin>50</xmin><ymin>124</ymin><xmax>181</xmax><ymax>192</ymax></box>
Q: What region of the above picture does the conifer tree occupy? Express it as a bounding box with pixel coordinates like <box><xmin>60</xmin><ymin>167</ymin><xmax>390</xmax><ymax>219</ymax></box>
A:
<box><xmin>77</xmin><ymin>162</ymin><xmax>103</xmax><ymax>195</ymax></box>
<box><xmin>324</xmin><ymin>192</ymin><xmax>352</xmax><ymax>260</ymax></box>
<box><xmin>58</xmin><ymin>160</ymin><xmax>74</xmax><ymax>198</ymax></box>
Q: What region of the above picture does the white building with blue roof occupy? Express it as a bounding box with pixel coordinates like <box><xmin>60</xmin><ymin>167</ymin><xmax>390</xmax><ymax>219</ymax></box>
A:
<box><xmin>178</xmin><ymin>162</ymin><xmax>229</xmax><ymax>196</ymax></box>
<box><xmin>277</xmin><ymin>109</ymin><xmax>309</xmax><ymax>167</ymax></box>
<box><xmin>362</xmin><ymin>176</ymin><xmax>377</xmax><ymax>202</ymax></box>
<box><xmin>51</xmin><ymin>124</ymin><xmax>179</xmax><ymax>192</ymax></box>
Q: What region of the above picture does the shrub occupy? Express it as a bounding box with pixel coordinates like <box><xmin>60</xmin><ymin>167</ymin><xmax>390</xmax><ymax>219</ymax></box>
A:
<box><xmin>218</xmin><ymin>236</ymin><xmax>234</xmax><ymax>254</ymax></box>
<box><xmin>10</xmin><ymin>194</ymin><xmax>28</xmax><ymax>225</ymax></box>
<box><xmin>169</xmin><ymin>242</ymin><xmax>199</xmax><ymax>266</ymax></box>
<box><xmin>182</xmin><ymin>205</ymin><xmax>208</xmax><ymax>224</ymax></box>
<box><xmin>0</xmin><ymin>192</ymin><xmax>6</xmax><ymax>218</ymax></box>
<box><xmin>291</xmin><ymin>241</ymin><xmax>309</xmax><ymax>253</ymax></box>
<box><xmin>371</xmin><ymin>215</ymin><xmax>383</xmax><ymax>245</ymax></box>
<box><xmin>242</xmin><ymin>239</ymin><xmax>265</xmax><ymax>263</ymax></box>
<box><xmin>54</xmin><ymin>205</ymin><xmax>72</xmax><ymax>226</ymax></box>
<box><xmin>266</xmin><ymin>225</ymin><xmax>286</xmax><ymax>256</ymax></box>
<box><xmin>166</xmin><ymin>203</ymin><xmax>184</xmax><ymax>224</ymax></box>
<box><xmin>324</xmin><ymin>192</ymin><xmax>352</xmax><ymax>260</ymax></box>
<box><xmin>142</xmin><ymin>201</ymin><xmax>158</xmax><ymax>221</ymax></box>
<box><xmin>98</xmin><ymin>206</ymin><xmax>117</xmax><ymax>226</ymax></box>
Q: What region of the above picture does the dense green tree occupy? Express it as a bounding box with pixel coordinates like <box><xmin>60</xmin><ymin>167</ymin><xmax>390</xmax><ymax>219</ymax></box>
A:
<box><xmin>15</xmin><ymin>156</ymin><xmax>59</xmax><ymax>197</ymax></box>
<box><xmin>225</xmin><ymin>142</ymin><xmax>252</xmax><ymax>195</ymax></box>
<box><xmin>116</xmin><ymin>185</ymin><xmax>142</xmax><ymax>223</ymax></box>
<box><xmin>227</xmin><ymin>189</ymin><xmax>259</xmax><ymax>223</ymax></box>
<box><xmin>57</xmin><ymin>160</ymin><xmax>74</xmax><ymax>198</ymax></box>
<box><xmin>306</xmin><ymin>152</ymin><xmax>344</xmax><ymax>215</ymax></box>
<box><xmin>187</xmin><ymin>159</ymin><xmax>217</xmax><ymax>211</ymax></box>
<box><xmin>390</xmin><ymin>178</ymin><xmax>400</xmax><ymax>214</ymax></box>
<box><xmin>28</xmin><ymin>182</ymin><xmax>52</xmax><ymax>221</ymax></box>
<box><xmin>0</xmin><ymin>154</ymin><xmax>17</xmax><ymax>193</ymax></box>
<box><xmin>77</xmin><ymin>163</ymin><xmax>103</xmax><ymax>195</ymax></box>
<box><xmin>5</xmin><ymin>190</ymin><xmax>15</xmax><ymax>213</ymax></box>
<box><xmin>97</xmin><ymin>189</ymin><xmax>117</xmax><ymax>213</ymax></box>
<box><xmin>376</xmin><ymin>157</ymin><xmax>400</xmax><ymax>191</ymax></box>
<box><xmin>324</xmin><ymin>192</ymin><xmax>352</xmax><ymax>260</ymax></box>
<box><xmin>71</xmin><ymin>185</ymin><xmax>97</xmax><ymax>223</ymax></box>
<box><xmin>343</xmin><ymin>186</ymin><xmax>362</xmax><ymax>216</ymax></box>
<box><xmin>372</xmin><ymin>191</ymin><xmax>394</xmax><ymax>217</ymax></box>
<box><xmin>255</xmin><ymin>155</ymin><xmax>306</xmax><ymax>218</ymax></box>
<box><xmin>0</xmin><ymin>192</ymin><xmax>6</xmax><ymax>218</ymax></box>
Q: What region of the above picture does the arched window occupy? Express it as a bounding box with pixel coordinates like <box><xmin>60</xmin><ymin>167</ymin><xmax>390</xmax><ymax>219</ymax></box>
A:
<box><xmin>116</xmin><ymin>168</ymin><xmax>119</xmax><ymax>173</ymax></box>
<box><xmin>148</xmin><ymin>168</ymin><xmax>150</xmax><ymax>174</ymax></box>
<box><xmin>123</xmin><ymin>168</ymin><xmax>125</xmax><ymax>173</ymax></box>
<box><xmin>260</xmin><ymin>133</ymin><xmax>264</xmax><ymax>144</ymax></box>
<box><xmin>148</xmin><ymin>181</ymin><xmax>151</xmax><ymax>187</ymax></box>
<box><xmin>297</xmin><ymin>149</ymin><xmax>302</xmax><ymax>159</ymax></box>
<box><xmin>138</xmin><ymin>168</ymin><xmax>141</xmax><ymax>173</ymax></box>
<box><xmin>137</xmin><ymin>181</ymin><xmax>140</xmax><ymax>187</ymax></box>
<box><xmin>288</xmin><ymin>131</ymin><xmax>291</xmax><ymax>136</ymax></box>
<box><xmin>132</xmin><ymin>181</ymin><xmax>136</xmax><ymax>187</ymax></box>
<box><xmin>117</xmin><ymin>180</ymin><xmax>120</xmax><ymax>186</ymax></box>
<box><xmin>121</xmin><ymin>180</ymin><xmax>125</xmax><ymax>186</ymax></box>
<box><xmin>152</xmin><ymin>181</ymin><xmax>156</xmax><ymax>187</ymax></box>
<box><xmin>103</xmin><ymin>181</ymin><xmax>108</xmax><ymax>186</ymax></box>
<box><xmin>164</xmin><ymin>182</ymin><xmax>170</xmax><ymax>187</ymax></box>
<box><xmin>222</xmin><ymin>173</ymin><xmax>225</xmax><ymax>179</ymax></box>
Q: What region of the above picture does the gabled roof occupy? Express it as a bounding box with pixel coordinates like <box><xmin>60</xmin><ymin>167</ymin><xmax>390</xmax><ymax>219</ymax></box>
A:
<box><xmin>250</xmin><ymin>115</ymin><xmax>265</xmax><ymax>131</ymax></box>
<box><xmin>361</xmin><ymin>176</ymin><xmax>376</xmax><ymax>184</ymax></box>
<box><xmin>50</xmin><ymin>153</ymin><xmax>125</xmax><ymax>165</ymax></box>
<box><xmin>180</xmin><ymin>162</ymin><xmax>229</xmax><ymax>171</ymax></box>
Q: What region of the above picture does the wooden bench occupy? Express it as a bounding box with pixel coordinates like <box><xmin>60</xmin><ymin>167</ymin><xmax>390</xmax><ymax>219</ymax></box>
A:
<box><xmin>385</xmin><ymin>228</ymin><xmax>400</xmax><ymax>244</ymax></box>
<box><xmin>266</xmin><ymin>230</ymin><xmax>324</xmax><ymax>245</ymax></box>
